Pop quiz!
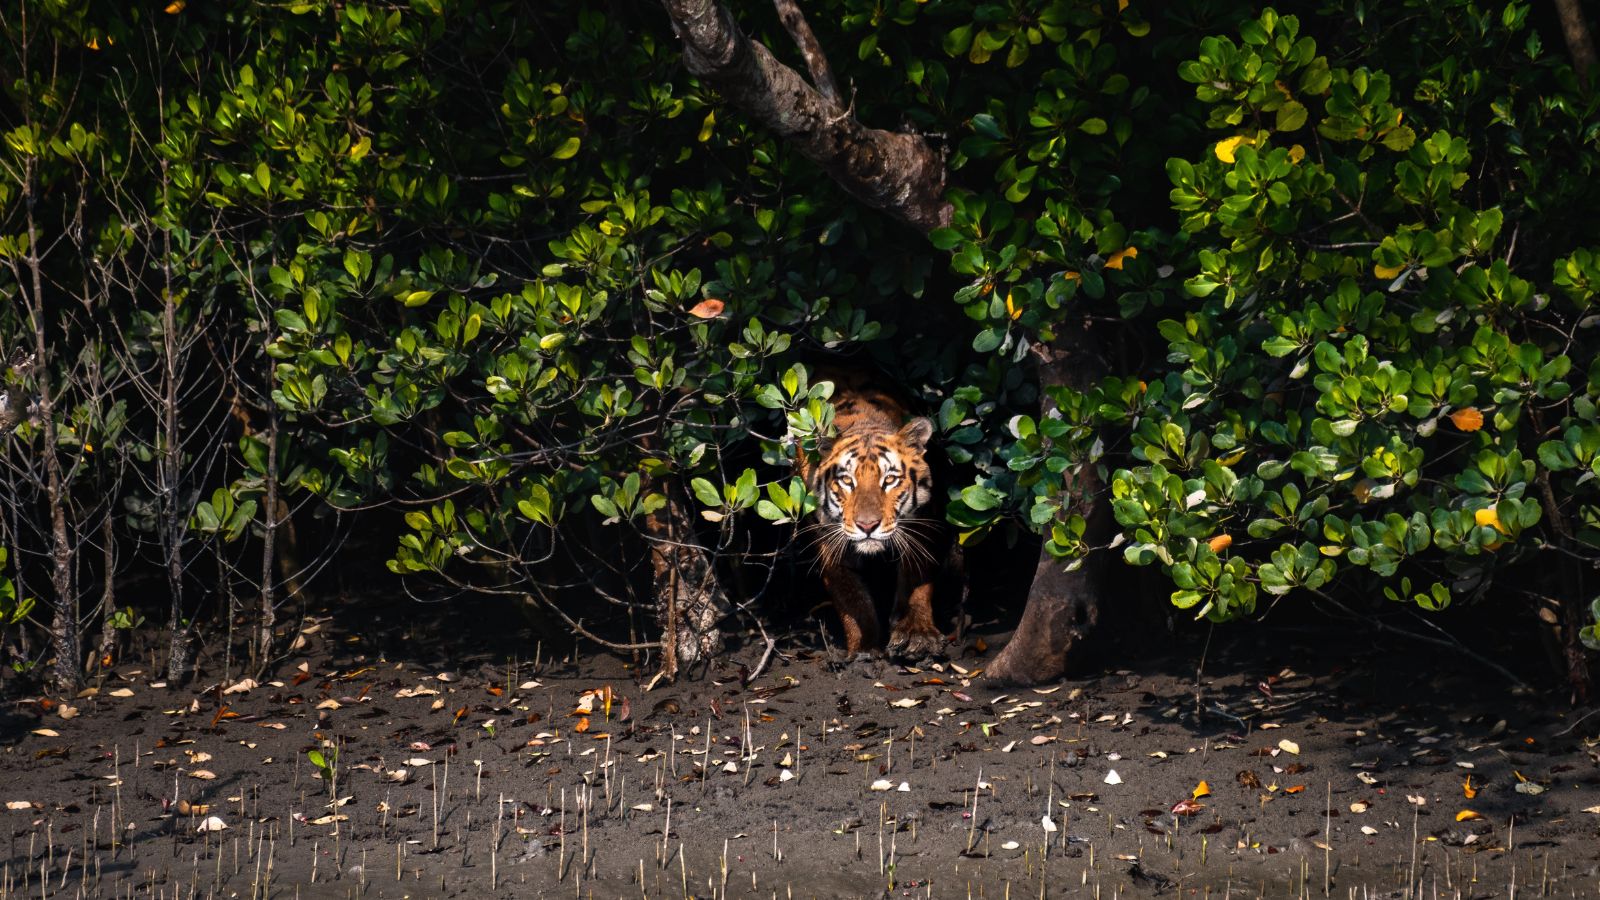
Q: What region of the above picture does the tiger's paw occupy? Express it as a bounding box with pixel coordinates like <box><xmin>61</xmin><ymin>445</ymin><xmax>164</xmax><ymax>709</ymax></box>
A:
<box><xmin>828</xmin><ymin>650</ymin><xmax>887</xmax><ymax>676</ymax></box>
<box><xmin>886</xmin><ymin>624</ymin><xmax>946</xmax><ymax>662</ymax></box>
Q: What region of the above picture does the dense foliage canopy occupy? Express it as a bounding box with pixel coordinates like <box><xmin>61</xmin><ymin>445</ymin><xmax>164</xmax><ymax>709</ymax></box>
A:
<box><xmin>3</xmin><ymin>0</ymin><xmax>1598</xmax><ymax>693</ymax></box>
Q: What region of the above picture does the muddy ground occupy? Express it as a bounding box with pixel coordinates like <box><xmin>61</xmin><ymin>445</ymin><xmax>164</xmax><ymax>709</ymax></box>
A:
<box><xmin>2</xmin><ymin>593</ymin><xmax>1599</xmax><ymax>899</ymax></box>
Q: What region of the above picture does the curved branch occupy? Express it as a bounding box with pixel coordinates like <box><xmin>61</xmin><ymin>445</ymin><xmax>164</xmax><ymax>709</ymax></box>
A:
<box><xmin>771</xmin><ymin>0</ymin><xmax>840</xmax><ymax>108</ymax></box>
<box><xmin>661</xmin><ymin>0</ymin><xmax>951</xmax><ymax>232</ymax></box>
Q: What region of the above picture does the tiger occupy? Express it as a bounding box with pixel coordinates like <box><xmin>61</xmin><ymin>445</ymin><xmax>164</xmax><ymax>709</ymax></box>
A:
<box><xmin>799</xmin><ymin>367</ymin><xmax>948</xmax><ymax>660</ymax></box>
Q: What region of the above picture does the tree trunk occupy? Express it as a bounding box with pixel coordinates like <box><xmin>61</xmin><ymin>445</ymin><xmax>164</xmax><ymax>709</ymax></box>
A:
<box><xmin>256</xmin><ymin>385</ymin><xmax>280</xmax><ymax>675</ymax></box>
<box><xmin>1555</xmin><ymin>0</ymin><xmax>1599</xmax><ymax>88</ymax></box>
<box><xmin>1534</xmin><ymin>470</ymin><xmax>1596</xmax><ymax>702</ymax></box>
<box><xmin>987</xmin><ymin>318</ymin><xmax>1110</xmax><ymax>684</ymax></box>
<box><xmin>159</xmin><ymin>203</ymin><xmax>190</xmax><ymax>684</ymax></box>
<box><xmin>93</xmin><ymin>507</ymin><xmax>118</xmax><ymax>673</ymax></box>
<box><xmin>19</xmin><ymin>158</ymin><xmax>81</xmax><ymax>695</ymax></box>
<box><xmin>643</xmin><ymin>484</ymin><xmax>727</xmax><ymax>680</ymax></box>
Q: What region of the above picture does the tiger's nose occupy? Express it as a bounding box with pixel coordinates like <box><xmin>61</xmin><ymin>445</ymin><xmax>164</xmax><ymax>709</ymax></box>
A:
<box><xmin>853</xmin><ymin>513</ymin><xmax>883</xmax><ymax>534</ymax></box>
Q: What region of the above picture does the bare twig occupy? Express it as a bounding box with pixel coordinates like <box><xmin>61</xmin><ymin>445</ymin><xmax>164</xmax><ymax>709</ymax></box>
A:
<box><xmin>1310</xmin><ymin>589</ymin><xmax>1531</xmax><ymax>690</ymax></box>
<box><xmin>745</xmin><ymin>634</ymin><xmax>778</xmax><ymax>684</ymax></box>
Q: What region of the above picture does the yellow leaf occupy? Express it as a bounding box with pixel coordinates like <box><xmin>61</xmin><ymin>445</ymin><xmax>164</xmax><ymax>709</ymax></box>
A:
<box><xmin>1005</xmin><ymin>292</ymin><xmax>1022</xmax><ymax>320</ymax></box>
<box><xmin>1462</xmin><ymin>776</ymin><xmax>1477</xmax><ymax>799</ymax></box>
<box><xmin>86</xmin><ymin>36</ymin><xmax>101</xmax><ymax>50</ymax></box>
<box><xmin>551</xmin><ymin>136</ymin><xmax>581</xmax><ymax>160</ymax></box>
<box><xmin>1192</xmin><ymin>780</ymin><xmax>1211</xmax><ymax>799</ymax></box>
<box><xmin>1105</xmin><ymin>246</ymin><xmax>1138</xmax><ymax>270</ymax></box>
<box><xmin>1118</xmin><ymin>0</ymin><xmax>1129</xmax><ymax>9</ymax></box>
<box><xmin>1513</xmin><ymin>770</ymin><xmax>1528</xmax><ymax>783</ymax></box>
<box><xmin>1455</xmin><ymin>809</ymin><xmax>1482</xmax><ymax>822</ymax></box>
<box><xmin>1061</xmin><ymin>271</ymin><xmax>1080</xmax><ymax>282</ymax></box>
<box><xmin>1450</xmin><ymin>407</ymin><xmax>1484</xmax><ymax>432</ymax></box>
<box><xmin>1373</xmin><ymin>263</ymin><xmax>1403</xmax><ymax>279</ymax></box>
<box><xmin>1214</xmin><ymin>136</ymin><xmax>1247</xmax><ymax>163</ymax></box>
<box><xmin>1474</xmin><ymin>506</ymin><xmax>1506</xmax><ymax>534</ymax></box>
<box><xmin>1206</xmin><ymin>534</ymin><xmax>1232</xmax><ymax>554</ymax></box>
<box><xmin>164</xmin><ymin>0</ymin><xmax>186</xmax><ymax>12</ymax></box>
<box><xmin>698</xmin><ymin>110</ymin><xmax>715</xmax><ymax>143</ymax></box>
<box><xmin>1287</xmin><ymin>144</ymin><xmax>1306</xmax><ymax>164</ymax></box>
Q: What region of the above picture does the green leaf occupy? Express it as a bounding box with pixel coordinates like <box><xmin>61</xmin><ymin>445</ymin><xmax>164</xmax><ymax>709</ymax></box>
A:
<box><xmin>1275</xmin><ymin>101</ymin><xmax>1308</xmax><ymax>132</ymax></box>
<box><xmin>691</xmin><ymin>477</ymin><xmax>723</xmax><ymax>508</ymax></box>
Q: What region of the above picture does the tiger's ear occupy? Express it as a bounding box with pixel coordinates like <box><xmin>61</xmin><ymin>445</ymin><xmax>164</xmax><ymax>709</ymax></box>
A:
<box><xmin>897</xmin><ymin>417</ymin><xmax>935</xmax><ymax>451</ymax></box>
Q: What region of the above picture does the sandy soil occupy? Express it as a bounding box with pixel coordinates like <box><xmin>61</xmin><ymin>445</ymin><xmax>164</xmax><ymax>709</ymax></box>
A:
<box><xmin>2</xmin><ymin>595</ymin><xmax>1598</xmax><ymax>899</ymax></box>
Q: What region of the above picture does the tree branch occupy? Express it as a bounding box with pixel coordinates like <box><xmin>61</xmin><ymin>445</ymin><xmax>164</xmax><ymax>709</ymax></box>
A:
<box><xmin>1555</xmin><ymin>0</ymin><xmax>1599</xmax><ymax>88</ymax></box>
<box><xmin>771</xmin><ymin>0</ymin><xmax>841</xmax><ymax>109</ymax></box>
<box><xmin>660</xmin><ymin>0</ymin><xmax>951</xmax><ymax>232</ymax></box>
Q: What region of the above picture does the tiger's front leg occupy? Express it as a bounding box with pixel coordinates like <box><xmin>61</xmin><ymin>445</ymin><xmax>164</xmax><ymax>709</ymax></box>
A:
<box><xmin>822</xmin><ymin>561</ymin><xmax>880</xmax><ymax>656</ymax></box>
<box><xmin>886</xmin><ymin>558</ymin><xmax>944</xmax><ymax>660</ymax></box>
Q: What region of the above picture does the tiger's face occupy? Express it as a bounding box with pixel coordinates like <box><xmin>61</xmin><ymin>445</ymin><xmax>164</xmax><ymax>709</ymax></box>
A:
<box><xmin>812</xmin><ymin>418</ymin><xmax>936</xmax><ymax>557</ymax></box>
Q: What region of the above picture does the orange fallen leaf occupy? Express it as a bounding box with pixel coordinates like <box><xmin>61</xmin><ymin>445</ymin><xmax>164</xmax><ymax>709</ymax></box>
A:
<box><xmin>1193</xmin><ymin>780</ymin><xmax>1212</xmax><ymax>799</ymax></box>
<box><xmin>1284</xmin><ymin>784</ymin><xmax>1306</xmax><ymax>794</ymax></box>
<box><xmin>486</xmin><ymin>685</ymin><xmax>503</xmax><ymax>697</ymax></box>
<box><xmin>1449</xmin><ymin>407</ymin><xmax>1484</xmax><ymax>432</ymax></box>
<box><xmin>164</xmin><ymin>0</ymin><xmax>186</xmax><ymax>13</ymax></box>
<box><xmin>974</xmin><ymin>637</ymin><xmax>988</xmax><ymax>653</ymax></box>
<box><xmin>452</xmin><ymin>706</ymin><xmax>469</xmax><ymax>727</ymax></box>
<box><xmin>574</xmin><ymin>716</ymin><xmax>591</xmax><ymax>734</ymax></box>
<box><xmin>687</xmin><ymin>299</ymin><xmax>725</xmax><ymax>319</ymax></box>
<box><xmin>1455</xmin><ymin>809</ymin><xmax>1482</xmax><ymax>822</ymax></box>
<box><xmin>1462</xmin><ymin>776</ymin><xmax>1477</xmax><ymax>799</ymax></box>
